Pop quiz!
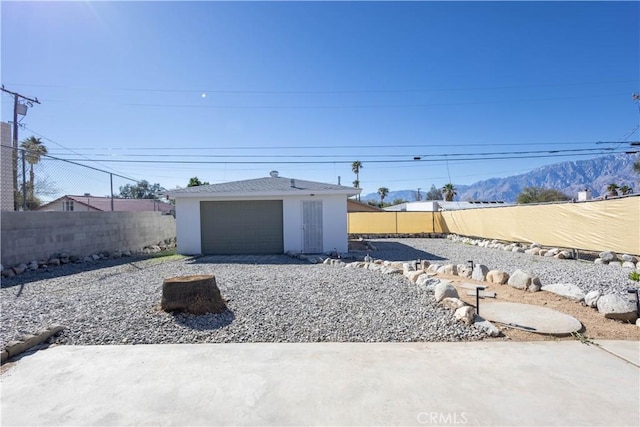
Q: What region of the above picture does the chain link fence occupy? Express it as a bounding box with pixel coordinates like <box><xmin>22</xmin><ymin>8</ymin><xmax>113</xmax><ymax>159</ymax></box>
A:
<box><xmin>1</xmin><ymin>144</ymin><xmax>140</xmax><ymax>211</ymax></box>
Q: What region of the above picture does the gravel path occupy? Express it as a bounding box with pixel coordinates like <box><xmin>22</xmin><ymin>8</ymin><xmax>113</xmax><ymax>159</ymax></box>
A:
<box><xmin>0</xmin><ymin>251</ymin><xmax>484</xmax><ymax>348</ymax></box>
<box><xmin>2</xmin><ymin>237</ymin><xmax>634</xmax><ymax>348</ymax></box>
<box><xmin>367</xmin><ymin>238</ymin><xmax>635</xmax><ymax>297</ymax></box>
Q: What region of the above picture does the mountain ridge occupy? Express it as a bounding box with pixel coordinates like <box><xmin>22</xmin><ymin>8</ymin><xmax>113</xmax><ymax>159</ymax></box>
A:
<box><xmin>362</xmin><ymin>154</ymin><xmax>638</xmax><ymax>203</ymax></box>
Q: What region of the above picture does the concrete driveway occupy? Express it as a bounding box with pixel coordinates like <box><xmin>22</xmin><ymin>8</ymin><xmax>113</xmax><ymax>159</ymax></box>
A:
<box><xmin>1</xmin><ymin>341</ymin><xmax>638</xmax><ymax>426</ymax></box>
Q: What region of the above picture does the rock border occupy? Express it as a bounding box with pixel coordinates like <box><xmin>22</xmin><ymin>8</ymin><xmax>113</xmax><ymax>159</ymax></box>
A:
<box><xmin>1</xmin><ymin>324</ymin><xmax>65</xmax><ymax>364</ymax></box>
<box><xmin>1</xmin><ymin>238</ymin><xmax>177</xmax><ymax>279</ymax></box>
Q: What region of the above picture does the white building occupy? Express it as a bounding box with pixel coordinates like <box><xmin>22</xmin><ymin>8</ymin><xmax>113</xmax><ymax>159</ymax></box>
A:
<box><xmin>167</xmin><ymin>172</ymin><xmax>360</xmax><ymax>255</ymax></box>
<box><xmin>384</xmin><ymin>200</ymin><xmax>510</xmax><ymax>212</ymax></box>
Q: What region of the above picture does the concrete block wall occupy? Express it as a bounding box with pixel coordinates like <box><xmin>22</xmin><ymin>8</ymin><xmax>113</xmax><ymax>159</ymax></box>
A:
<box><xmin>1</xmin><ymin>211</ymin><xmax>176</xmax><ymax>267</ymax></box>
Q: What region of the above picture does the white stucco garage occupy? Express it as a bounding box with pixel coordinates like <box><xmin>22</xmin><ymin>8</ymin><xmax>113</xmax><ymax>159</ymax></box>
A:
<box><xmin>167</xmin><ymin>172</ymin><xmax>360</xmax><ymax>255</ymax></box>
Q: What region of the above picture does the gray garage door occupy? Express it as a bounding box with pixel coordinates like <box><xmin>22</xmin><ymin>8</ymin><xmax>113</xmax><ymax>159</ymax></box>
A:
<box><xmin>200</xmin><ymin>200</ymin><xmax>284</xmax><ymax>255</ymax></box>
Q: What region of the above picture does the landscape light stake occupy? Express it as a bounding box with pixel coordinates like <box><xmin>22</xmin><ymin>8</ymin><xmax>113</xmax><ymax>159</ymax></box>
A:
<box><xmin>627</xmin><ymin>288</ymin><xmax>639</xmax><ymax>314</ymax></box>
<box><xmin>476</xmin><ymin>286</ymin><xmax>486</xmax><ymax>316</ymax></box>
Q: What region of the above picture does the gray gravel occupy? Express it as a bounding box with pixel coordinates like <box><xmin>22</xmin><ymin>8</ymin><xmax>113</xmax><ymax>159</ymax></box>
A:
<box><xmin>367</xmin><ymin>238</ymin><xmax>635</xmax><ymax>297</ymax></box>
<box><xmin>0</xmin><ymin>251</ymin><xmax>484</xmax><ymax>348</ymax></box>
<box><xmin>2</xmin><ymin>237</ymin><xmax>634</xmax><ymax>348</ymax></box>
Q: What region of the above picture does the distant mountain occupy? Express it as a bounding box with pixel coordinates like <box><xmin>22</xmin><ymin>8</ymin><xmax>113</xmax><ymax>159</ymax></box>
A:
<box><xmin>362</xmin><ymin>154</ymin><xmax>639</xmax><ymax>203</ymax></box>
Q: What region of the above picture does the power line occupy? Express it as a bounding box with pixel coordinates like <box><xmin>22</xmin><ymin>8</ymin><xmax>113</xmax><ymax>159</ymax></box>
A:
<box><xmin>46</xmin><ymin>141</ymin><xmax>628</xmax><ymax>151</ymax></box>
<box><xmin>5</xmin><ymin>78</ymin><xmax>635</xmax><ymax>94</ymax></box>
<box><xmin>20</xmin><ymin>125</ymin><xmax>137</xmax><ymax>180</ymax></box>
<box><xmin>46</xmin><ymin>147</ymin><xmax>615</xmax><ymax>160</ymax></box>
<box><xmin>58</xmin><ymin>152</ymin><xmax>621</xmax><ymax>165</ymax></box>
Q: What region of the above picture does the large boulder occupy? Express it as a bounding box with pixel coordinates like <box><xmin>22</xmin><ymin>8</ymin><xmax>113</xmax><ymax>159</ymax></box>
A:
<box><xmin>434</xmin><ymin>282</ymin><xmax>459</xmax><ymax>302</ymax></box>
<box><xmin>486</xmin><ymin>269</ymin><xmax>509</xmax><ymax>285</ymax></box>
<box><xmin>471</xmin><ymin>264</ymin><xmax>490</xmax><ymax>281</ymax></box>
<box><xmin>507</xmin><ymin>269</ymin><xmax>541</xmax><ymax>292</ymax></box>
<box><xmin>596</xmin><ymin>294</ymin><xmax>637</xmax><ymax>322</ymax></box>
<box><xmin>541</xmin><ymin>283</ymin><xmax>585</xmax><ymax>302</ymax></box>
<box><xmin>161</xmin><ymin>275</ymin><xmax>227</xmax><ymax>315</ymax></box>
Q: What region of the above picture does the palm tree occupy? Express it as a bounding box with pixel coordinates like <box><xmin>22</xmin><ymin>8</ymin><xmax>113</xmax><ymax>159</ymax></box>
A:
<box><xmin>441</xmin><ymin>183</ymin><xmax>457</xmax><ymax>202</ymax></box>
<box><xmin>378</xmin><ymin>187</ymin><xmax>389</xmax><ymax>205</ymax></box>
<box><xmin>619</xmin><ymin>185</ymin><xmax>633</xmax><ymax>195</ymax></box>
<box><xmin>606</xmin><ymin>183</ymin><xmax>619</xmax><ymax>197</ymax></box>
<box><xmin>352</xmin><ymin>161</ymin><xmax>363</xmax><ymax>200</ymax></box>
<box><xmin>20</xmin><ymin>136</ymin><xmax>48</xmax><ymax>200</ymax></box>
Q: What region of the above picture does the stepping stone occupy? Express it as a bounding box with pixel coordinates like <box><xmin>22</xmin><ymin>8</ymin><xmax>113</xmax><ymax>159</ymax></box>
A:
<box><xmin>466</xmin><ymin>290</ymin><xmax>496</xmax><ymax>298</ymax></box>
<box><xmin>479</xmin><ymin>302</ymin><xmax>582</xmax><ymax>335</ymax></box>
<box><xmin>461</xmin><ymin>283</ymin><xmax>486</xmax><ymax>291</ymax></box>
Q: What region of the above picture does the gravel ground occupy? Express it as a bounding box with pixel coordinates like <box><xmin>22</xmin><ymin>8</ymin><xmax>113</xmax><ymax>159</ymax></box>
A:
<box><xmin>1</xmin><ymin>237</ymin><xmax>635</xmax><ymax>348</ymax></box>
<box><xmin>367</xmin><ymin>238</ymin><xmax>636</xmax><ymax>297</ymax></box>
<box><xmin>0</xmin><ymin>250</ymin><xmax>484</xmax><ymax>348</ymax></box>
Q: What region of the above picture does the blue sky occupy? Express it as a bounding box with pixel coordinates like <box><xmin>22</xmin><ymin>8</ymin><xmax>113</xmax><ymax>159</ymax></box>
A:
<box><xmin>1</xmin><ymin>1</ymin><xmax>638</xmax><ymax>199</ymax></box>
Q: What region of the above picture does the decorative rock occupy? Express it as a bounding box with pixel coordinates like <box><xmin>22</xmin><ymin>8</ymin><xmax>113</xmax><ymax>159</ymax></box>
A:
<box><xmin>584</xmin><ymin>290</ymin><xmax>601</xmax><ymax>308</ymax></box>
<box><xmin>471</xmin><ymin>264</ymin><xmax>490</xmax><ymax>281</ymax></box>
<box><xmin>608</xmin><ymin>261</ymin><xmax>622</xmax><ymax>267</ymax></box>
<box><xmin>381</xmin><ymin>267</ymin><xmax>403</xmax><ymax>275</ymax></box>
<box><xmin>599</xmin><ymin>251</ymin><xmax>618</xmax><ymax>262</ymax></box>
<box><xmin>48</xmin><ymin>258</ymin><xmax>61</xmax><ymax>266</ymax></box>
<box><xmin>420</xmin><ymin>260</ymin><xmax>430</xmax><ymax>270</ymax></box>
<box><xmin>454</xmin><ymin>306</ymin><xmax>475</xmax><ymax>325</ymax></box>
<box><xmin>28</xmin><ymin>261</ymin><xmax>39</xmax><ymax>271</ymax></box>
<box><xmin>541</xmin><ymin>283</ymin><xmax>585</xmax><ymax>302</ymax></box>
<box><xmin>637</xmin><ymin>318</ymin><xmax>640</xmax><ymax>328</ymax></box>
<box><xmin>456</xmin><ymin>264</ymin><xmax>472</xmax><ymax>279</ymax></box>
<box><xmin>427</xmin><ymin>264</ymin><xmax>440</xmax><ymax>273</ymax></box>
<box><xmin>594</xmin><ymin>258</ymin><xmax>604</xmax><ymax>265</ymax></box>
<box><xmin>91</xmin><ymin>254</ymin><xmax>101</xmax><ymax>261</ymax></box>
<box><xmin>2</xmin><ymin>268</ymin><xmax>16</xmax><ymax>278</ymax></box>
<box><xmin>434</xmin><ymin>281</ymin><xmax>458</xmax><ymax>302</ymax></box>
<box><xmin>161</xmin><ymin>275</ymin><xmax>227</xmax><ymax>315</ymax></box>
<box><xmin>596</xmin><ymin>294</ymin><xmax>638</xmax><ymax>322</ymax></box>
<box><xmin>528</xmin><ymin>247</ymin><xmax>541</xmax><ymax>256</ymax></box>
<box><xmin>622</xmin><ymin>262</ymin><xmax>636</xmax><ymax>269</ymax></box>
<box><xmin>530</xmin><ymin>243</ymin><xmax>541</xmax><ymax>249</ymax></box>
<box><xmin>560</xmin><ymin>250</ymin><xmax>573</xmax><ymax>259</ymax></box>
<box><xmin>473</xmin><ymin>316</ymin><xmax>501</xmax><ymax>337</ymax></box>
<box><xmin>507</xmin><ymin>269</ymin><xmax>541</xmax><ymax>292</ymax></box>
<box><xmin>486</xmin><ymin>269</ymin><xmax>509</xmax><ymax>285</ymax></box>
<box><xmin>436</xmin><ymin>264</ymin><xmax>457</xmax><ymax>276</ymax></box>
<box><xmin>403</xmin><ymin>263</ymin><xmax>416</xmax><ymax>274</ymax></box>
<box><xmin>621</xmin><ymin>254</ymin><xmax>638</xmax><ymax>263</ymax></box>
<box><xmin>416</xmin><ymin>276</ymin><xmax>440</xmax><ymax>292</ymax></box>
<box><xmin>12</xmin><ymin>264</ymin><xmax>27</xmax><ymax>275</ymax></box>
<box><xmin>538</xmin><ymin>250</ymin><xmax>548</xmax><ymax>257</ymax></box>
<box><xmin>406</xmin><ymin>270</ymin><xmax>425</xmax><ymax>283</ymax></box>
<box><xmin>440</xmin><ymin>297</ymin><xmax>466</xmax><ymax>311</ymax></box>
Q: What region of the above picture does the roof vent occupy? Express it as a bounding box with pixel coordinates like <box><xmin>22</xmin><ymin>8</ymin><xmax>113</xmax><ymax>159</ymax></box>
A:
<box><xmin>84</xmin><ymin>193</ymin><xmax>91</xmax><ymax>196</ymax></box>
<box><xmin>269</xmin><ymin>170</ymin><xmax>279</xmax><ymax>178</ymax></box>
<box><xmin>290</xmin><ymin>179</ymin><xmax>296</xmax><ymax>188</ymax></box>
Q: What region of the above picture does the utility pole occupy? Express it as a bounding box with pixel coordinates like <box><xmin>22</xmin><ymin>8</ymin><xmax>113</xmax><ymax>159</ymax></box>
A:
<box><xmin>1</xmin><ymin>85</ymin><xmax>40</xmax><ymax>210</ymax></box>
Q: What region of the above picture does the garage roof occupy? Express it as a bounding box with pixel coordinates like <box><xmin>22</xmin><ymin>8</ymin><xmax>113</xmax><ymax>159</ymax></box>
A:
<box><xmin>167</xmin><ymin>176</ymin><xmax>360</xmax><ymax>198</ymax></box>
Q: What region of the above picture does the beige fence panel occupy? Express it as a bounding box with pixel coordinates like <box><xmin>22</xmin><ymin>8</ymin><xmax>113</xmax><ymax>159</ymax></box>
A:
<box><xmin>348</xmin><ymin>212</ymin><xmax>438</xmax><ymax>234</ymax></box>
<box><xmin>441</xmin><ymin>196</ymin><xmax>640</xmax><ymax>255</ymax></box>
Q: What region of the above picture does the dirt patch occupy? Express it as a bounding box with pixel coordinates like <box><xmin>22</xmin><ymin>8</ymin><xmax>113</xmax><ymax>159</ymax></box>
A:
<box><xmin>438</xmin><ymin>273</ymin><xmax>640</xmax><ymax>341</ymax></box>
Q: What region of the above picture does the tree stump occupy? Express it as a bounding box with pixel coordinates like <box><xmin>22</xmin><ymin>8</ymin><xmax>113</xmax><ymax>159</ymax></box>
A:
<box><xmin>161</xmin><ymin>275</ymin><xmax>227</xmax><ymax>315</ymax></box>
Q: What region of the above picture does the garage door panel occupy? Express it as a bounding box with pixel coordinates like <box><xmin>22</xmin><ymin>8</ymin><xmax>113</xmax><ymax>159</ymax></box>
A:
<box><xmin>200</xmin><ymin>201</ymin><xmax>283</xmax><ymax>254</ymax></box>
